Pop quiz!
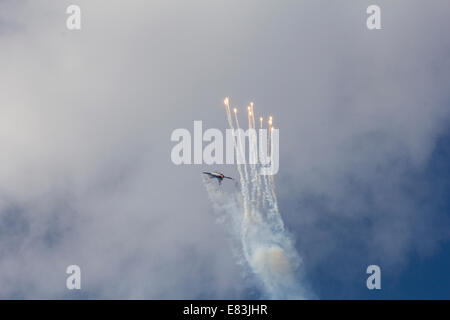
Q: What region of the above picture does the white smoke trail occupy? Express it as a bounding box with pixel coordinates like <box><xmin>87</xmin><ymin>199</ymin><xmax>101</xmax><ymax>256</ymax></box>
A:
<box><xmin>224</xmin><ymin>99</ymin><xmax>245</xmax><ymax>185</ymax></box>
<box><xmin>202</xmin><ymin>98</ymin><xmax>308</xmax><ymax>299</ymax></box>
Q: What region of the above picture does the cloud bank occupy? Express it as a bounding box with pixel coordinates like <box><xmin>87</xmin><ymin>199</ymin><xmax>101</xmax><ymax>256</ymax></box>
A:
<box><xmin>0</xmin><ymin>0</ymin><xmax>449</xmax><ymax>298</ymax></box>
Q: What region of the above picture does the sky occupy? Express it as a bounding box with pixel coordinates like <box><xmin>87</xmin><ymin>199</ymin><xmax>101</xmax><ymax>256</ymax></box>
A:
<box><xmin>0</xmin><ymin>0</ymin><xmax>449</xmax><ymax>299</ymax></box>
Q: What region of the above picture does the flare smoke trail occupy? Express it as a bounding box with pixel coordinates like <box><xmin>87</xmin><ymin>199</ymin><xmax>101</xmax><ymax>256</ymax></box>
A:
<box><xmin>203</xmin><ymin>98</ymin><xmax>309</xmax><ymax>299</ymax></box>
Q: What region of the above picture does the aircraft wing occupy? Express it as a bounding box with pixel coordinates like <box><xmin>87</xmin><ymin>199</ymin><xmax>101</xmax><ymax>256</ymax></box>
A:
<box><xmin>202</xmin><ymin>172</ymin><xmax>214</xmax><ymax>178</ymax></box>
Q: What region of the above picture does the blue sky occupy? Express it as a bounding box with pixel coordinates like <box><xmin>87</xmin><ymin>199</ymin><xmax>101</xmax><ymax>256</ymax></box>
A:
<box><xmin>291</xmin><ymin>130</ymin><xmax>450</xmax><ymax>299</ymax></box>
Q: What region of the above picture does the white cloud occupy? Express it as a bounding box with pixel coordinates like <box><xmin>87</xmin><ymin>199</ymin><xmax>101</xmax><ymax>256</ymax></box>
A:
<box><xmin>0</xmin><ymin>0</ymin><xmax>449</xmax><ymax>298</ymax></box>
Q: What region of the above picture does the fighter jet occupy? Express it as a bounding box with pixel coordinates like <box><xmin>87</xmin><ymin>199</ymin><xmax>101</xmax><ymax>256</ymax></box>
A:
<box><xmin>202</xmin><ymin>171</ymin><xmax>233</xmax><ymax>185</ymax></box>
